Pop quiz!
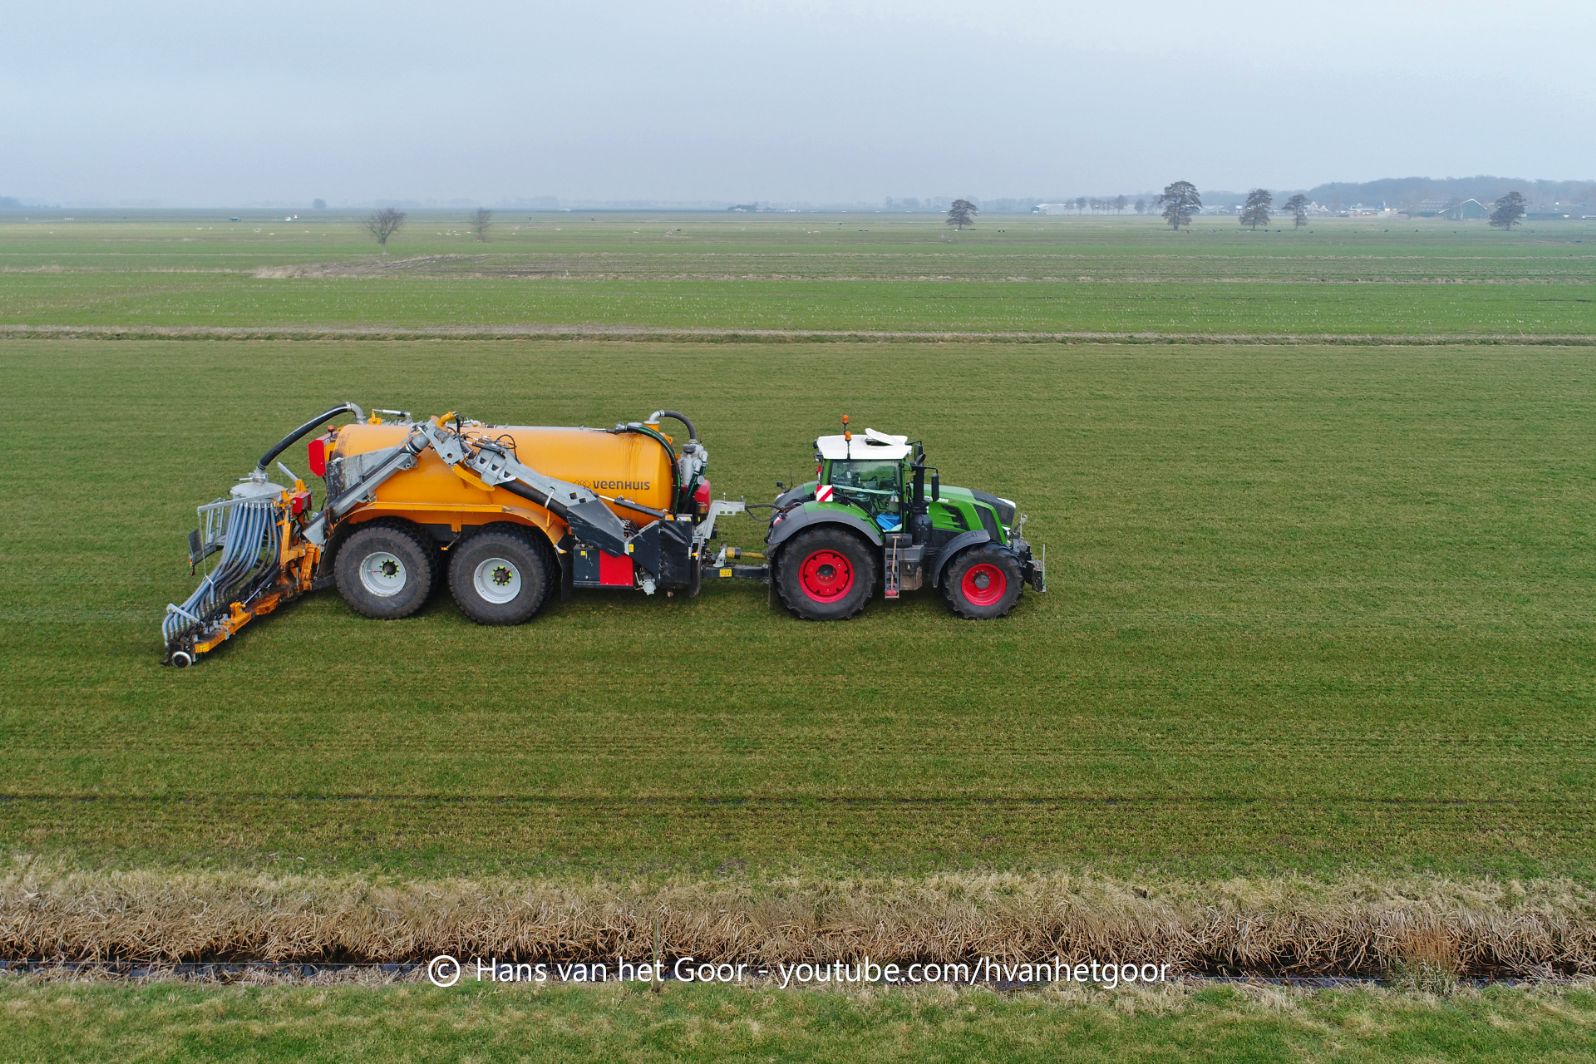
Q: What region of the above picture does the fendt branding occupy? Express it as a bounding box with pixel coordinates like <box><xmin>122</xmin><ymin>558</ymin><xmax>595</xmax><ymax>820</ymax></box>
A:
<box><xmin>579</xmin><ymin>479</ymin><xmax>653</xmax><ymax>492</ymax></box>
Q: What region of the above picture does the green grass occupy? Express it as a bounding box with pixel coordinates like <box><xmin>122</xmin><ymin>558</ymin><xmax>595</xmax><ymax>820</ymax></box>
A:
<box><xmin>8</xmin><ymin>274</ymin><xmax>1594</xmax><ymax>335</ymax></box>
<box><xmin>2</xmin><ymin>213</ymin><xmax>1592</xmax><ymax>335</ymax></box>
<box><xmin>2</xmin><ymin>339</ymin><xmax>1592</xmax><ymax>879</ymax></box>
<box><xmin>3</xmin><ymin>981</ymin><xmax>1596</xmax><ymax>1063</ymax></box>
<box><xmin>3</xmin><ymin>211</ymin><xmax>1593</xmax><ymax>278</ymax></box>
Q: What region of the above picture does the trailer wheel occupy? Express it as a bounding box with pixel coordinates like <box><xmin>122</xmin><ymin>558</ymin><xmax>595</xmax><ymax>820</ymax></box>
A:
<box><xmin>941</xmin><ymin>545</ymin><xmax>1023</xmax><ymax>620</ymax></box>
<box><xmin>334</xmin><ymin>521</ymin><xmax>436</xmax><ymax>620</ymax></box>
<box><xmin>775</xmin><ymin>526</ymin><xmax>877</xmax><ymax>621</ymax></box>
<box><xmin>448</xmin><ymin>527</ymin><xmax>552</xmax><ymax>625</ymax></box>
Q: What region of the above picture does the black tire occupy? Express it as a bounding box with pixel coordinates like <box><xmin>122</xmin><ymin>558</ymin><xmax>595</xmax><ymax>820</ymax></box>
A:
<box><xmin>447</xmin><ymin>526</ymin><xmax>553</xmax><ymax>625</ymax></box>
<box><xmin>774</xmin><ymin>526</ymin><xmax>877</xmax><ymax>621</ymax></box>
<box><xmin>941</xmin><ymin>544</ymin><xmax>1024</xmax><ymax>620</ymax></box>
<box><xmin>334</xmin><ymin>521</ymin><xmax>436</xmax><ymax>620</ymax></box>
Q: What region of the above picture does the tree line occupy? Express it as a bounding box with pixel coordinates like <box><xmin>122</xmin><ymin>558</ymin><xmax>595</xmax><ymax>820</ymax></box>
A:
<box><xmin>1141</xmin><ymin>183</ymin><xmax>1525</xmax><ymax>232</ymax></box>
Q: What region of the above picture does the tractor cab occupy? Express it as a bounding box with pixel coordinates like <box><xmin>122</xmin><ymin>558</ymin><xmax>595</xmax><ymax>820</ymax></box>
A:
<box><xmin>816</xmin><ymin>428</ymin><xmax>913</xmax><ymax>533</ymax></box>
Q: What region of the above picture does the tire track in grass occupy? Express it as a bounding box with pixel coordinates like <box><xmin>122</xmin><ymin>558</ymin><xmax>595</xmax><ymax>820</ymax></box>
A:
<box><xmin>3</xmin><ymin>323</ymin><xmax>1596</xmax><ymax>345</ymax></box>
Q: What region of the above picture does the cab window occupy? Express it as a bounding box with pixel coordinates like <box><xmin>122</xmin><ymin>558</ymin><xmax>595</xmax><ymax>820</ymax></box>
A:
<box><xmin>828</xmin><ymin>459</ymin><xmax>902</xmax><ymax>515</ymax></box>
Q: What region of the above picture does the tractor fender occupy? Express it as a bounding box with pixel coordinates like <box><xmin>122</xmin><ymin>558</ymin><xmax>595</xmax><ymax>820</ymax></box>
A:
<box><xmin>929</xmin><ymin>530</ymin><xmax>993</xmax><ymax>588</ymax></box>
<box><xmin>766</xmin><ymin>507</ymin><xmax>885</xmax><ymax>555</ymax></box>
<box><xmin>773</xmin><ymin>481</ymin><xmax>816</xmax><ymax>509</ymax></box>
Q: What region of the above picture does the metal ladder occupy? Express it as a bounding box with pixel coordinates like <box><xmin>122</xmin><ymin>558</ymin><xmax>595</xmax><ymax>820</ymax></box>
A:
<box><xmin>884</xmin><ymin>536</ymin><xmax>900</xmax><ymax>600</ymax></box>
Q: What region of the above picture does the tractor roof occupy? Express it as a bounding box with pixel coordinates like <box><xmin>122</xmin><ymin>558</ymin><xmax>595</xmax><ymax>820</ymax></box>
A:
<box><xmin>815</xmin><ymin>429</ymin><xmax>911</xmax><ymax>461</ymax></box>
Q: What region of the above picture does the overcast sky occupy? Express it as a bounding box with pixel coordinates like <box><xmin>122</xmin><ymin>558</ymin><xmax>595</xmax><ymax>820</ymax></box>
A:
<box><xmin>4</xmin><ymin>0</ymin><xmax>1593</xmax><ymax>205</ymax></box>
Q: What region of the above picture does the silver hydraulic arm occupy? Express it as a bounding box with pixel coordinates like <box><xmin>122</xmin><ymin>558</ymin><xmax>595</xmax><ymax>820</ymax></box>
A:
<box><xmin>414</xmin><ymin>420</ymin><xmax>637</xmax><ymax>557</ymax></box>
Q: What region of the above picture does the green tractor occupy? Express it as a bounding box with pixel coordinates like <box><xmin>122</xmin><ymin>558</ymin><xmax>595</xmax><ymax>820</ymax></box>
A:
<box><xmin>765</xmin><ymin>419</ymin><xmax>1046</xmax><ymax>620</ymax></box>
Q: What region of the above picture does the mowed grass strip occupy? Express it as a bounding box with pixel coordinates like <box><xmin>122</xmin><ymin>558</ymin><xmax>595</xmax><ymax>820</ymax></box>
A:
<box><xmin>1</xmin><ymin>340</ymin><xmax>1592</xmax><ymax>878</ymax></box>
<box><xmin>3</xmin><ymin>273</ymin><xmax>1593</xmax><ymax>335</ymax></box>
<box><xmin>4</xmin><ymin>980</ymin><xmax>1596</xmax><ymax>1064</ymax></box>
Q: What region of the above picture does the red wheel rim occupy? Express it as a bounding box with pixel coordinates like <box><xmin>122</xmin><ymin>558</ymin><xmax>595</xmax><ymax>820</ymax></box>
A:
<box><xmin>961</xmin><ymin>562</ymin><xmax>1007</xmax><ymax>607</ymax></box>
<box><xmin>798</xmin><ymin>549</ymin><xmax>855</xmax><ymax>602</ymax></box>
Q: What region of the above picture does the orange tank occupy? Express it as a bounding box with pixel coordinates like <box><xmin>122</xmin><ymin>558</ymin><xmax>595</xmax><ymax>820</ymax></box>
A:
<box><xmin>328</xmin><ymin>420</ymin><xmax>678</xmax><ymax>540</ymax></box>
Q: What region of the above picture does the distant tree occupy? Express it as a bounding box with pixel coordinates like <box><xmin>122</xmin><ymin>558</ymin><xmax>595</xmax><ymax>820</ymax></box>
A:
<box><xmin>470</xmin><ymin>207</ymin><xmax>494</xmax><ymax>242</ymax></box>
<box><xmin>1075</xmin><ymin>195</ymin><xmax>1088</xmax><ymax>214</ymax></box>
<box><xmin>1134</xmin><ymin>198</ymin><xmax>1147</xmax><ymax>215</ymax></box>
<box><xmin>1113</xmin><ymin>194</ymin><xmax>1128</xmax><ymax>214</ymax></box>
<box><xmin>946</xmin><ymin>198</ymin><xmax>978</xmax><ymax>230</ymax></box>
<box><xmin>1157</xmin><ymin>180</ymin><xmax>1202</xmax><ymax>230</ymax></box>
<box><xmin>1282</xmin><ymin>193</ymin><xmax>1310</xmax><ymax>228</ymax></box>
<box><xmin>312</xmin><ymin>198</ymin><xmax>327</xmax><ymax>210</ymax></box>
<box><xmin>1240</xmin><ymin>188</ymin><xmax>1273</xmax><ymax>230</ymax></box>
<box><xmin>365</xmin><ymin>208</ymin><xmax>406</xmax><ymax>250</ymax></box>
<box><xmin>1489</xmin><ymin>191</ymin><xmax>1526</xmax><ymax>230</ymax></box>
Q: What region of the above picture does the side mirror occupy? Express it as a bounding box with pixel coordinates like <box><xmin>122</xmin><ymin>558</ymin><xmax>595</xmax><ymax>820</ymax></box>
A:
<box><xmin>775</xmin><ymin>481</ymin><xmax>786</xmax><ymax>490</ymax></box>
<box><xmin>930</xmin><ymin>472</ymin><xmax>940</xmax><ymax>502</ymax></box>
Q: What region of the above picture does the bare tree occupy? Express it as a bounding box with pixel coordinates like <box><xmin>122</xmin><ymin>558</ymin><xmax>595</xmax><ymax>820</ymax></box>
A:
<box><xmin>366</xmin><ymin>208</ymin><xmax>406</xmax><ymax>250</ymax></box>
<box><xmin>946</xmin><ymin>198</ymin><xmax>978</xmax><ymax>231</ymax></box>
<box><xmin>471</xmin><ymin>208</ymin><xmax>494</xmax><ymax>242</ymax></box>
<box><xmin>1113</xmin><ymin>194</ymin><xmax>1128</xmax><ymax>214</ymax></box>
<box><xmin>1240</xmin><ymin>188</ymin><xmax>1273</xmax><ymax>230</ymax></box>
<box><xmin>1283</xmin><ymin>193</ymin><xmax>1310</xmax><ymax>229</ymax></box>
<box><xmin>1489</xmin><ymin>191</ymin><xmax>1526</xmax><ymax>230</ymax></box>
<box><xmin>1157</xmin><ymin>181</ymin><xmax>1202</xmax><ymax>231</ymax></box>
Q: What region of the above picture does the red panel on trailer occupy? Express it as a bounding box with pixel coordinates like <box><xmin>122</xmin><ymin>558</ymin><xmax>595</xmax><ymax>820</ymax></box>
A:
<box><xmin>307</xmin><ymin>437</ymin><xmax>328</xmax><ymax>478</ymax></box>
<box><xmin>598</xmin><ymin>551</ymin><xmax>634</xmax><ymax>587</ymax></box>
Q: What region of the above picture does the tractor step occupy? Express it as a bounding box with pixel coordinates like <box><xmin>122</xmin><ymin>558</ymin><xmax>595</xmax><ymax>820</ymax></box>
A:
<box><xmin>881</xmin><ymin>534</ymin><xmax>923</xmax><ymax>599</ymax></box>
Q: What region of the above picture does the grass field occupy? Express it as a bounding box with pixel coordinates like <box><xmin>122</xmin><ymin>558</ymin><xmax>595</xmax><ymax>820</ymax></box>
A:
<box><xmin>6</xmin><ymin>981</ymin><xmax>1596</xmax><ymax>1063</ymax></box>
<box><xmin>2</xmin><ymin>212</ymin><xmax>1593</xmax><ymax>337</ymax></box>
<box><xmin>2</xmin><ymin>211</ymin><xmax>1594</xmax><ymax>1051</ymax></box>
<box><xmin>2</xmin><ymin>338</ymin><xmax>1592</xmax><ymax>878</ymax></box>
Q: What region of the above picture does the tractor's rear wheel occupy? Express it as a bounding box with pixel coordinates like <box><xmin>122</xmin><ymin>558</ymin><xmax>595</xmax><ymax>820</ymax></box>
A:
<box><xmin>941</xmin><ymin>545</ymin><xmax>1023</xmax><ymax>620</ymax></box>
<box><xmin>335</xmin><ymin>521</ymin><xmax>436</xmax><ymax>620</ymax></box>
<box><xmin>775</xmin><ymin>526</ymin><xmax>877</xmax><ymax>620</ymax></box>
<box><xmin>448</xmin><ymin>526</ymin><xmax>553</xmax><ymax>625</ymax></box>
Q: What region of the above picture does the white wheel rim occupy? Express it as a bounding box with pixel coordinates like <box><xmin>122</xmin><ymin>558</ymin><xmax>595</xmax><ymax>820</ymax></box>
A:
<box><xmin>359</xmin><ymin>551</ymin><xmax>408</xmax><ymax>597</ymax></box>
<box><xmin>473</xmin><ymin>556</ymin><xmax>522</xmax><ymax>604</ymax></box>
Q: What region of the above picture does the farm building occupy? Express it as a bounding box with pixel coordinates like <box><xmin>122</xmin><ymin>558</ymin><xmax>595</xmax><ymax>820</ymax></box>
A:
<box><xmin>1405</xmin><ymin>198</ymin><xmax>1491</xmax><ymax>220</ymax></box>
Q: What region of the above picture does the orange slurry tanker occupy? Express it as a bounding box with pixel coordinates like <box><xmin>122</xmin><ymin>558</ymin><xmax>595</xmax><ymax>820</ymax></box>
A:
<box><xmin>162</xmin><ymin>404</ymin><xmax>1045</xmax><ymax>666</ymax></box>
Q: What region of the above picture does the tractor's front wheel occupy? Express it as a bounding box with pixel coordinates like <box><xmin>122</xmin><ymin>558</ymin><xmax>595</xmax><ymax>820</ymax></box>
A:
<box><xmin>775</xmin><ymin>527</ymin><xmax>877</xmax><ymax>621</ymax></box>
<box><xmin>941</xmin><ymin>545</ymin><xmax>1023</xmax><ymax>620</ymax></box>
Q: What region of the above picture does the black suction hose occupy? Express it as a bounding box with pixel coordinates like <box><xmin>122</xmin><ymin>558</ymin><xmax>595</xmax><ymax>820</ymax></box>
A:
<box><xmin>256</xmin><ymin>402</ymin><xmax>365</xmax><ymax>473</ymax></box>
<box><xmin>648</xmin><ymin>409</ymin><xmax>697</xmax><ymax>442</ymax></box>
